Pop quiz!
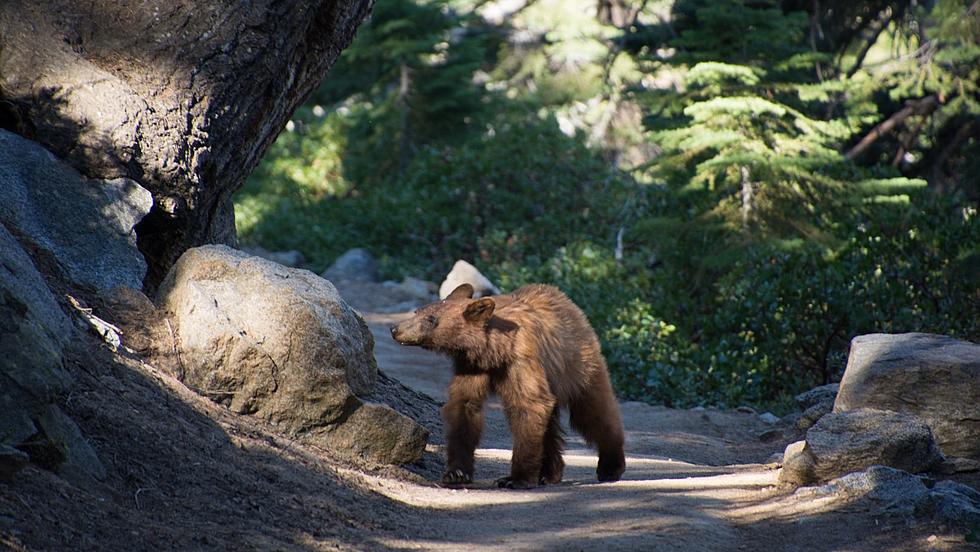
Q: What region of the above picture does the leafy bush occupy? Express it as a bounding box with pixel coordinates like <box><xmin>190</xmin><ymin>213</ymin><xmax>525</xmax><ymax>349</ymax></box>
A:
<box><xmin>605</xmin><ymin>195</ymin><xmax>979</xmax><ymax>410</ymax></box>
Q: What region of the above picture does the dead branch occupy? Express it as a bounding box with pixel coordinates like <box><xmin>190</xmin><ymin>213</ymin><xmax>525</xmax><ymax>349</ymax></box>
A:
<box><xmin>845</xmin><ymin>95</ymin><xmax>940</xmax><ymax>161</ymax></box>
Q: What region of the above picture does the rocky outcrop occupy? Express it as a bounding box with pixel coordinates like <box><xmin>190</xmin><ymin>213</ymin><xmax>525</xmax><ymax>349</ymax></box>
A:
<box><xmin>795</xmin><ymin>466</ymin><xmax>980</xmax><ymax>528</ymax></box>
<box><xmin>438</xmin><ymin>259</ymin><xmax>501</xmax><ymax>300</ymax></box>
<box><xmin>0</xmin><ymin>224</ymin><xmax>105</xmax><ymax>483</ymax></box>
<box><xmin>158</xmin><ymin>245</ymin><xmax>427</xmax><ymax>464</ymax></box>
<box><xmin>835</xmin><ymin>333</ymin><xmax>980</xmax><ymax>459</ymax></box>
<box><xmin>0</xmin><ymin>129</ymin><xmax>153</xmax><ymax>292</ymax></box>
<box><xmin>780</xmin><ymin>408</ymin><xmax>942</xmax><ymax>485</ymax></box>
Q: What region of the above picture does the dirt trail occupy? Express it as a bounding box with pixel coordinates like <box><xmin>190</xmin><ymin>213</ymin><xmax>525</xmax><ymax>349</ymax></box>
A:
<box><xmin>336</xmin><ymin>282</ymin><xmax>961</xmax><ymax>552</ymax></box>
<box><xmin>1</xmin><ymin>279</ymin><xmax>968</xmax><ymax>551</ymax></box>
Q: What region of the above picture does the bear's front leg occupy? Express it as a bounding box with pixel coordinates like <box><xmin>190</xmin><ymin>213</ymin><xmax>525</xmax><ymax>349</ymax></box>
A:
<box><xmin>498</xmin><ymin>377</ymin><xmax>556</xmax><ymax>489</ymax></box>
<box><xmin>441</xmin><ymin>373</ymin><xmax>489</xmax><ymax>486</ymax></box>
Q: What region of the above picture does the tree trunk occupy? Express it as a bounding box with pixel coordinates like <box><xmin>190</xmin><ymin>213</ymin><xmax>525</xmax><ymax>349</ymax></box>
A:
<box><xmin>0</xmin><ymin>0</ymin><xmax>373</xmax><ymax>290</ymax></box>
<box><xmin>740</xmin><ymin>165</ymin><xmax>753</xmax><ymax>232</ymax></box>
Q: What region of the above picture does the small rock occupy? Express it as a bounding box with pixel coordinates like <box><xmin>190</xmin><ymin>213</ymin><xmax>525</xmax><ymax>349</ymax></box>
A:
<box><xmin>758</xmin><ymin>412</ymin><xmax>780</xmax><ymax>424</ymax></box>
<box><xmin>241</xmin><ymin>245</ymin><xmax>305</xmax><ymax>268</ymax></box>
<box><xmin>398</xmin><ymin>277</ymin><xmax>437</xmax><ymax>301</ymax></box>
<box><xmin>438</xmin><ymin>260</ymin><xmax>500</xmax><ymax>300</ymax></box>
<box><xmin>34</xmin><ymin>405</ymin><xmax>106</xmax><ymax>484</ymax></box>
<box><xmin>934</xmin><ymin>456</ymin><xmax>980</xmax><ymax>475</ymax></box>
<box><xmin>322</xmin><ymin>248</ymin><xmax>379</xmax><ymax>283</ymax></box>
<box><xmin>917</xmin><ymin>480</ymin><xmax>980</xmax><ymax>527</ymax></box>
<box><xmin>735</xmin><ymin>405</ymin><xmax>756</xmax><ymax>414</ymax></box>
<box><xmin>795</xmin><ymin>383</ymin><xmax>839</xmax><ymax>410</ymax></box>
<box><xmin>758</xmin><ymin>428</ymin><xmax>783</xmax><ymax>442</ymax></box>
<box><xmin>796</xmin><ymin>400</ymin><xmax>834</xmax><ymax>431</ymax></box>
<box><xmin>779</xmin><ymin>440</ymin><xmax>816</xmax><ymax>485</ymax></box>
<box><xmin>0</xmin><ymin>444</ymin><xmax>29</xmax><ymax>481</ymax></box>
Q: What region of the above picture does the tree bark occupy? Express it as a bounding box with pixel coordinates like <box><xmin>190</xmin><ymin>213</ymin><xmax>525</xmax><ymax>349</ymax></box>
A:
<box><xmin>0</xmin><ymin>0</ymin><xmax>374</xmax><ymax>290</ymax></box>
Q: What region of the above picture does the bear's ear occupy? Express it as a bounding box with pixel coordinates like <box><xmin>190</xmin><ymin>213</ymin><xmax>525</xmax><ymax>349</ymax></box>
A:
<box><xmin>463</xmin><ymin>297</ymin><xmax>495</xmax><ymax>324</ymax></box>
<box><xmin>447</xmin><ymin>283</ymin><xmax>475</xmax><ymax>300</ymax></box>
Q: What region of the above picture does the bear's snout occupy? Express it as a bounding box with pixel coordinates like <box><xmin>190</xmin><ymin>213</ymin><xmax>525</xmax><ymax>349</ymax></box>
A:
<box><xmin>390</xmin><ymin>321</ymin><xmax>420</xmax><ymax>346</ymax></box>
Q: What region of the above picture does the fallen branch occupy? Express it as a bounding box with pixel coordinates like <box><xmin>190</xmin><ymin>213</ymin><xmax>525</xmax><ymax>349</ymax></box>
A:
<box><xmin>67</xmin><ymin>294</ymin><xmax>122</xmax><ymax>352</ymax></box>
<box><xmin>845</xmin><ymin>95</ymin><xmax>940</xmax><ymax>161</ymax></box>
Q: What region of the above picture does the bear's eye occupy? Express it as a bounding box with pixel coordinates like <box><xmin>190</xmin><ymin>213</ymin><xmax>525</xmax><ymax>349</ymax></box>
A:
<box><xmin>425</xmin><ymin>315</ymin><xmax>437</xmax><ymax>327</ymax></box>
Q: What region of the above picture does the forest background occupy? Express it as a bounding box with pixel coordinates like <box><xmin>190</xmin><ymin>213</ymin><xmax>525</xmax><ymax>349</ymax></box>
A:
<box><xmin>234</xmin><ymin>0</ymin><xmax>979</xmax><ymax>412</ymax></box>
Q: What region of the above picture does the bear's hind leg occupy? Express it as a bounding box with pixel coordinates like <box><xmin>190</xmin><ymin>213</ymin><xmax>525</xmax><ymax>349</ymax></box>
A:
<box><xmin>569</xmin><ymin>370</ymin><xmax>625</xmax><ymax>482</ymax></box>
<box><xmin>539</xmin><ymin>406</ymin><xmax>565</xmax><ymax>485</ymax></box>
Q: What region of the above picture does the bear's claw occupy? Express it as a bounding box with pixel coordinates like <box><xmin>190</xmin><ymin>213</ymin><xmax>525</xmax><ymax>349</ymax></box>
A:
<box><xmin>441</xmin><ymin>469</ymin><xmax>472</xmax><ymax>485</ymax></box>
<box><xmin>494</xmin><ymin>476</ymin><xmax>537</xmax><ymax>489</ymax></box>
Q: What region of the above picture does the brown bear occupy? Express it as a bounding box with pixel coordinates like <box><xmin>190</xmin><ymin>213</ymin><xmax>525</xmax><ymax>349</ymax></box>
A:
<box><xmin>390</xmin><ymin>282</ymin><xmax>626</xmax><ymax>489</ymax></box>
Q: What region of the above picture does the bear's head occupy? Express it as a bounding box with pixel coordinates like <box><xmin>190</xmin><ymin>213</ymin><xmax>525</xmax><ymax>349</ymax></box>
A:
<box><xmin>390</xmin><ymin>283</ymin><xmax>495</xmax><ymax>351</ymax></box>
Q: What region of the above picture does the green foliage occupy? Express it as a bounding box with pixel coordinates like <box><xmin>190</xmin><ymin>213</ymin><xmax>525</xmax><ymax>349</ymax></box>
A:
<box><xmin>237</xmin><ymin>0</ymin><xmax>980</xmax><ymax>412</ymax></box>
<box><xmin>238</xmin><ymin>119</ymin><xmax>633</xmax><ymax>278</ymax></box>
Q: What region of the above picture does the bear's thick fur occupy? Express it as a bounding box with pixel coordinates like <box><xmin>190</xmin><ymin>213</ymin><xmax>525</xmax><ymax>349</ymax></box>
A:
<box><xmin>391</xmin><ymin>283</ymin><xmax>626</xmax><ymax>488</ymax></box>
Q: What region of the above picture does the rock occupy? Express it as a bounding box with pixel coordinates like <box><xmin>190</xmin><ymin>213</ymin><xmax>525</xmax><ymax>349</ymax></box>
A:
<box><xmin>799</xmin><ymin>466</ymin><xmax>980</xmax><ymax>528</ymax></box>
<box><xmin>835</xmin><ymin>333</ymin><xmax>980</xmax><ymax>459</ymax></box>
<box><xmin>158</xmin><ymin>245</ymin><xmax>427</xmax><ymax>464</ymax></box>
<box><xmin>757</xmin><ymin>428</ymin><xmax>784</xmax><ymax>442</ymax></box>
<box><xmin>794</xmin><ymin>383</ymin><xmax>839</xmax><ymax>410</ymax></box>
<box><xmin>240</xmin><ymin>245</ymin><xmax>306</xmax><ymax>268</ymax></box>
<box><xmin>438</xmin><ymin>260</ymin><xmax>500</xmax><ymax>300</ymax></box>
<box><xmin>779</xmin><ymin>440</ymin><xmax>816</xmax><ymax>485</ymax></box>
<box><xmin>391</xmin><ymin>277</ymin><xmax>437</xmax><ymax>301</ymax></box>
<box><xmin>935</xmin><ymin>456</ymin><xmax>980</xmax><ymax>475</ymax></box>
<box><xmin>322</xmin><ymin>248</ymin><xmax>379</xmax><ymax>283</ymax></box>
<box><xmin>735</xmin><ymin>405</ymin><xmax>756</xmax><ymax>414</ymax></box>
<box><xmin>374</xmin><ymin>277</ymin><xmax>439</xmax><ymax>313</ymax></box>
<box><xmin>0</xmin><ymin>225</ymin><xmax>73</xmax><ymax>402</ymax></box>
<box><xmin>796</xmin><ymin>401</ymin><xmax>834</xmax><ymax>431</ymax></box>
<box><xmin>805</xmin><ymin>408</ymin><xmax>942</xmax><ymax>483</ymax></box>
<box><xmin>33</xmin><ymin>405</ymin><xmax>107</xmax><ymax>484</ymax></box>
<box><xmin>798</xmin><ymin>465</ymin><xmax>929</xmax><ymax>511</ymax></box>
<box><xmin>758</xmin><ymin>412</ymin><xmax>780</xmax><ymax>424</ymax></box>
<box><xmin>308</xmin><ymin>402</ymin><xmax>429</xmax><ymax>465</ymax></box>
<box><xmin>917</xmin><ymin>480</ymin><xmax>980</xmax><ymax>527</ymax></box>
<box><xmin>0</xmin><ymin>225</ymin><xmax>105</xmax><ymax>483</ymax></box>
<box><xmin>0</xmin><ymin>444</ymin><xmax>29</xmax><ymax>481</ymax></box>
<box><xmin>0</xmin><ymin>129</ymin><xmax>153</xmax><ymax>292</ymax></box>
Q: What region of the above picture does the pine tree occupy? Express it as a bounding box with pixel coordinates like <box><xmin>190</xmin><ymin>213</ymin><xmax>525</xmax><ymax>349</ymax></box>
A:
<box><xmin>312</xmin><ymin>0</ymin><xmax>496</xmax><ymax>184</ymax></box>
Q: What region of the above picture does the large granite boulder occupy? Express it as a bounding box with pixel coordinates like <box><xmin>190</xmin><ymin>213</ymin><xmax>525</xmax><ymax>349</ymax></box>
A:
<box><xmin>0</xmin><ymin>225</ymin><xmax>105</xmax><ymax>483</ymax></box>
<box><xmin>0</xmin><ymin>129</ymin><xmax>153</xmax><ymax>292</ymax></box>
<box><xmin>835</xmin><ymin>333</ymin><xmax>980</xmax><ymax>459</ymax></box>
<box><xmin>780</xmin><ymin>408</ymin><xmax>942</xmax><ymax>485</ymax></box>
<box><xmin>158</xmin><ymin>245</ymin><xmax>427</xmax><ymax>464</ymax></box>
